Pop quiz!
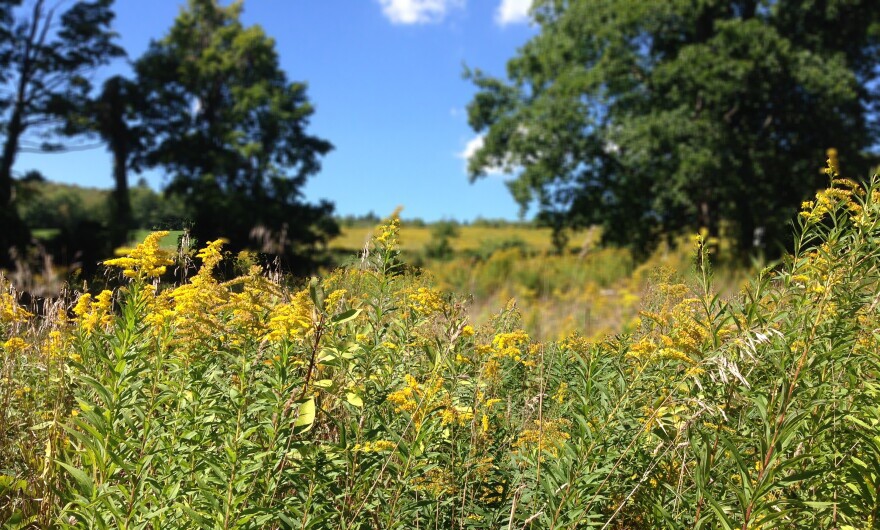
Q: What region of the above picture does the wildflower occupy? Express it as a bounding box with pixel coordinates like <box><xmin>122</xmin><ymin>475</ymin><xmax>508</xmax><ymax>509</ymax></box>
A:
<box><xmin>352</xmin><ymin>440</ymin><xmax>396</xmax><ymax>453</ymax></box>
<box><xmin>375</xmin><ymin>217</ymin><xmax>400</xmax><ymax>248</ymax></box>
<box><xmin>441</xmin><ymin>405</ymin><xmax>474</xmax><ymax>426</ymax></box>
<box><xmin>514</xmin><ymin>419</ymin><xmax>572</xmax><ymax>458</ymax></box>
<box><xmin>553</xmin><ymin>382</ymin><xmax>568</xmax><ymax>404</ymax></box>
<box><xmin>2</xmin><ymin>336</ymin><xmax>27</xmax><ymax>354</ymax></box>
<box><xmin>104</xmin><ymin>231</ymin><xmax>174</xmax><ymax>279</ymax></box>
<box><xmin>73</xmin><ymin>290</ymin><xmax>114</xmax><ymax>334</ymax></box>
<box><xmin>325</xmin><ymin>289</ymin><xmax>347</xmax><ymax>310</ymax></box>
<box><xmin>386</xmin><ymin>374</ymin><xmax>421</xmax><ymax>414</ymax></box>
<box><xmin>0</xmin><ymin>292</ymin><xmax>32</xmax><ymax>324</ymax></box>
<box><xmin>461</xmin><ymin>324</ymin><xmax>475</xmax><ymax>337</ymax></box>
<box><xmin>265</xmin><ymin>290</ymin><xmax>313</xmax><ymax>343</ymax></box>
<box><xmin>407</xmin><ymin>287</ymin><xmax>445</xmax><ymax>315</ymax></box>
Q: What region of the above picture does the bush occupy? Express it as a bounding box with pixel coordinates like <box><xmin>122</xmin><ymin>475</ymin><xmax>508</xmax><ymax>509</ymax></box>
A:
<box><xmin>2</xmin><ymin>168</ymin><xmax>880</xmax><ymax>528</ymax></box>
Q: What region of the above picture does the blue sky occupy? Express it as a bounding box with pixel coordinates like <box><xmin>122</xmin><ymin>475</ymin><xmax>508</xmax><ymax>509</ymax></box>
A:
<box><xmin>16</xmin><ymin>0</ymin><xmax>537</xmax><ymax>222</ymax></box>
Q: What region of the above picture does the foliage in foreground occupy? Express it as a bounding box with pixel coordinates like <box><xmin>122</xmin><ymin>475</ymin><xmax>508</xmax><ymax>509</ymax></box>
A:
<box><xmin>2</xmin><ymin>170</ymin><xmax>880</xmax><ymax>528</ymax></box>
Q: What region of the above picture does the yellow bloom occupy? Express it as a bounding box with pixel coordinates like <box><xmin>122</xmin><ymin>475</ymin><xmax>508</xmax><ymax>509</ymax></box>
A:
<box><xmin>73</xmin><ymin>290</ymin><xmax>114</xmax><ymax>334</ymax></box>
<box><xmin>2</xmin><ymin>336</ymin><xmax>27</xmax><ymax>354</ymax></box>
<box><xmin>353</xmin><ymin>440</ymin><xmax>396</xmax><ymax>453</ymax></box>
<box><xmin>104</xmin><ymin>231</ymin><xmax>173</xmax><ymax>279</ymax></box>
<box><xmin>265</xmin><ymin>290</ymin><xmax>313</xmax><ymax>343</ymax></box>
<box><xmin>407</xmin><ymin>287</ymin><xmax>445</xmax><ymax>315</ymax></box>
<box><xmin>0</xmin><ymin>292</ymin><xmax>32</xmax><ymax>324</ymax></box>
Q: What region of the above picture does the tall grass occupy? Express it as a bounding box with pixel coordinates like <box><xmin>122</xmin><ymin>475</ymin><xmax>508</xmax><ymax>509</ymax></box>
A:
<box><xmin>1</xmin><ymin>171</ymin><xmax>879</xmax><ymax>528</ymax></box>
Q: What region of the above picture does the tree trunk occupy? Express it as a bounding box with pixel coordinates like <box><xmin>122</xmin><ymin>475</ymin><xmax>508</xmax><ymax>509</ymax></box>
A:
<box><xmin>109</xmin><ymin>137</ymin><xmax>131</xmax><ymax>247</ymax></box>
<box><xmin>0</xmin><ymin>109</ymin><xmax>23</xmax><ymax>208</ymax></box>
<box><xmin>0</xmin><ymin>107</ymin><xmax>30</xmax><ymax>266</ymax></box>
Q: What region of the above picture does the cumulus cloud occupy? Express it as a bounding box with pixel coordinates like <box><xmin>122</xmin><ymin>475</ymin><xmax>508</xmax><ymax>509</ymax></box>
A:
<box><xmin>495</xmin><ymin>0</ymin><xmax>532</xmax><ymax>26</ymax></box>
<box><xmin>458</xmin><ymin>135</ymin><xmax>506</xmax><ymax>176</ymax></box>
<box><xmin>377</xmin><ymin>0</ymin><xmax>464</xmax><ymax>25</ymax></box>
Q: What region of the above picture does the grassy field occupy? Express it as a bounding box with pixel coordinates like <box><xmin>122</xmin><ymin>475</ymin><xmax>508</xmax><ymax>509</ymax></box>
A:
<box><xmin>330</xmin><ymin>223</ymin><xmax>594</xmax><ymax>253</ymax></box>
<box><xmin>128</xmin><ymin>229</ymin><xmax>185</xmax><ymax>251</ymax></box>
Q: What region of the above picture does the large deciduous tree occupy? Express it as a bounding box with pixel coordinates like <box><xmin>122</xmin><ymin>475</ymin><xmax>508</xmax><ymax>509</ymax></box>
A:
<box><xmin>135</xmin><ymin>0</ymin><xmax>336</xmax><ymax>269</ymax></box>
<box><xmin>58</xmin><ymin>75</ymin><xmax>144</xmax><ymax>246</ymax></box>
<box><xmin>0</xmin><ymin>0</ymin><xmax>121</xmax><ymax>263</ymax></box>
<box><xmin>467</xmin><ymin>0</ymin><xmax>880</xmax><ymax>257</ymax></box>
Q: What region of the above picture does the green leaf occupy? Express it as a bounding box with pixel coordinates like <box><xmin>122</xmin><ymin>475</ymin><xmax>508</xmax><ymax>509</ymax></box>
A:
<box><xmin>331</xmin><ymin>308</ymin><xmax>361</xmax><ymax>325</ymax></box>
<box><xmin>295</xmin><ymin>397</ymin><xmax>316</xmax><ymax>432</ymax></box>
<box><xmin>57</xmin><ymin>462</ymin><xmax>95</xmax><ymax>498</ymax></box>
<box><xmin>346</xmin><ymin>392</ymin><xmax>363</xmax><ymax>407</ymax></box>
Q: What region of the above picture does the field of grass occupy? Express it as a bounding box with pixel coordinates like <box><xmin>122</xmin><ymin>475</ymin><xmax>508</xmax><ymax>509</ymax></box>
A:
<box><xmin>127</xmin><ymin>229</ymin><xmax>186</xmax><ymax>251</ymax></box>
<box><xmin>330</xmin><ymin>223</ymin><xmax>593</xmax><ymax>254</ymax></box>
<box><xmin>2</xmin><ymin>175</ymin><xmax>880</xmax><ymax>528</ymax></box>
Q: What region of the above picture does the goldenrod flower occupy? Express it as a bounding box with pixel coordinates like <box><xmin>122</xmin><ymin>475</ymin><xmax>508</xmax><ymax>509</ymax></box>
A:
<box><xmin>104</xmin><ymin>231</ymin><xmax>174</xmax><ymax>279</ymax></box>
<box><xmin>0</xmin><ymin>292</ymin><xmax>32</xmax><ymax>324</ymax></box>
<box><xmin>2</xmin><ymin>336</ymin><xmax>27</xmax><ymax>354</ymax></box>
<box><xmin>265</xmin><ymin>290</ymin><xmax>313</xmax><ymax>343</ymax></box>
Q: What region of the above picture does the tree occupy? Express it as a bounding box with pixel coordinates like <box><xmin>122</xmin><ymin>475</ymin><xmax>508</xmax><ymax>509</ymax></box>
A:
<box><xmin>58</xmin><ymin>75</ymin><xmax>145</xmax><ymax>246</ymax></box>
<box><xmin>466</xmin><ymin>0</ymin><xmax>880</xmax><ymax>257</ymax></box>
<box><xmin>0</xmin><ymin>0</ymin><xmax>121</xmax><ymax>263</ymax></box>
<box><xmin>135</xmin><ymin>0</ymin><xmax>336</xmax><ymax>269</ymax></box>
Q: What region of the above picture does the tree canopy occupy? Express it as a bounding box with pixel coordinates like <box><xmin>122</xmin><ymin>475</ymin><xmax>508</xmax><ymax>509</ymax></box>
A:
<box><xmin>466</xmin><ymin>0</ymin><xmax>880</xmax><ymax>256</ymax></box>
<box><xmin>135</xmin><ymin>0</ymin><xmax>336</xmax><ymax>267</ymax></box>
<box><xmin>0</xmin><ymin>0</ymin><xmax>121</xmax><ymax>264</ymax></box>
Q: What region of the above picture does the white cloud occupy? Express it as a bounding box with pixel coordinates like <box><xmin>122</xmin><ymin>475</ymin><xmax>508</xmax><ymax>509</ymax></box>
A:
<box><xmin>458</xmin><ymin>135</ymin><xmax>506</xmax><ymax>176</ymax></box>
<box><xmin>377</xmin><ymin>0</ymin><xmax>464</xmax><ymax>25</ymax></box>
<box><xmin>495</xmin><ymin>0</ymin><xmax>531</xmax><ymax>26</ymax></box>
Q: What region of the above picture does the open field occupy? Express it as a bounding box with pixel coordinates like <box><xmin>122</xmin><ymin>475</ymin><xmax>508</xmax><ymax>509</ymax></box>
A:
<box><xmin>3</xmin><ymin>177</ymin><xmax>879</xmax><ymax>528</ymax></box>
<box><xmin>330</xmin><ymin>224</ymin><xmax>593</xmax><ymax>254</ymax></box>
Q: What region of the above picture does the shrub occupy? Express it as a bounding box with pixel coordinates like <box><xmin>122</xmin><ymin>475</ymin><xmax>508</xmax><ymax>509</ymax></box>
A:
<box><xmin>1</xmin><ymin>167</ymin><xmax>879</xmax><ymax>528</ymax></box>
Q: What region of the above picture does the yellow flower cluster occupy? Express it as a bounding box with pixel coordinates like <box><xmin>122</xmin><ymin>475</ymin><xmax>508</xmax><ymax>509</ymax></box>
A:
<box><xmin>386</xmin><ymin>374</ymin><xmax>444</xmax><ymax>429</ymax></box>
<box><xmin>103</xmin><ymin>231</ymin><xmax>174</xmax><ymax>279</ymax></box>
<box><xmin>325</xmin><ymin>288</ymin><xmax>347</xmax><ymax>311</ymax></box>
<box><xmin>513</xmin><ymin>418</ymin><xmax>572</xmax><ymax>458</ymax></box>
<box><xmin>799</xmin><ymin>161</ymin><xmax>866</xmax><ymax>224</ymax></box>
<box><xmin>374</xmin><ymin>217</ymin><xmax>400</xmax><ymax>248</ymax></box>
<box><xmin>352</xmin><ymin>440</ymin><xmax>396</xmax><ymax>453</ymax></box>
<box><xmin>72</xmin><ymin>290</ymin><xmax>114</xmax><ymax>334</ymax></box>
<box><xmin>386</xmin><ymin>374</ymin><xmax>424</xmax><ymax>413</ymax></box>
<box><xmin>2</xmin><ymin>336</ymin><xmax>28</xmax><ymax>354</ymax></box>
<box><xmin>265</xmin><ymin>290</ymin><xmax>313</xmax><ymax>343</ymax></box>
<box><xmin>0</xmin><ymin>291</ymin><xmax>32</xmax><ymax>324</ymax></box>
<box><xmin>406</xmin><ymin>287</ymin><xmax>445</xmax><ymax>315</ymax></box>
<box><xmin>481</xmin><ymin>329</ymin><xmax>534</xmax><ymax>366</ymax></box>
<box><xmin>223</xmin><ymin>267</ymin><xmax>279</xmax><ymax>341</ymax></box>
<box><xmin>441</xmin><ymin>405</ymin><xmax>474</xmax><ymax>426</ymax></box>
<box><xmin>412</xmin><ymin>467</ymin><xmax>456</xmax><ymax>497</ymax></box>
<box><xmin>167</xmin><ymin>241</ymin><xmax>228</xmax><ymax>340</ymax></box>
<box><xmin>628</xmin><ymin>282</ymin><xmax>710</xmax><ymax>367</ymax></box>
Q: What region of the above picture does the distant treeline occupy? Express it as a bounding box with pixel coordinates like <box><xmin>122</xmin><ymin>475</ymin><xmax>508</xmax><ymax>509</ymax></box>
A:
<box><xmin>17</xmin><ymin>177</ymin><xmax>187</xmax><ymax>235</ymax></box>
<box><xmin>336</xmin><ymin>212</ymin><xmax>538</xmax><ymax>229</ymax></box>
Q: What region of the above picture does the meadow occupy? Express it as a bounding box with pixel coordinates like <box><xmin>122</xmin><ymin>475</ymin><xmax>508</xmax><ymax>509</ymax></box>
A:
<box><xmin>2</xmin><ymin>171</ymin><xmax>880</xmax><ymax>528</ymax></box>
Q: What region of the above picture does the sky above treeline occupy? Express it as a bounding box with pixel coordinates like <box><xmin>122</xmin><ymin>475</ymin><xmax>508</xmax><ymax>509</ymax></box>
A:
<box><xmin>17</xmin><ymin>0</ymin><xmax>537</xmax><ymax>222</ymax></box>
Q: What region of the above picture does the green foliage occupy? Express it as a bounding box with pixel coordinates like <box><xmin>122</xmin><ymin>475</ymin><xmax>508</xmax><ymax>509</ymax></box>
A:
<box><xmin>134</xmin><ymin>0</ymin><xmax>336</xmax><ymax>269</ymax></box>
<box><xmin>466</xmin><ymin>0</ymin><xmax>880</xmax><ymax>257</ymax></box>
<box><xmin>423</xmin><ymin>220</ymin><xmax>460</xmax><ymax>260</ymax></box>
<box><xmin>3</xmin><ymin>170</ymin><xmax>880</xmax><ymax>527</ymax></box>
<box><xmin>16</xmin><ymin>181</ymin><xmax>109</xmax><ymax>231</ymax></box>
<box><xmin>0</xmin><ymin>0</ymin><xmax>122</xmax><ymax>263</ymax></box>
<box><xmin>128</xmin><ymin>181</ymin><xmax>188</xmax><ymax>231</ymax></box>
